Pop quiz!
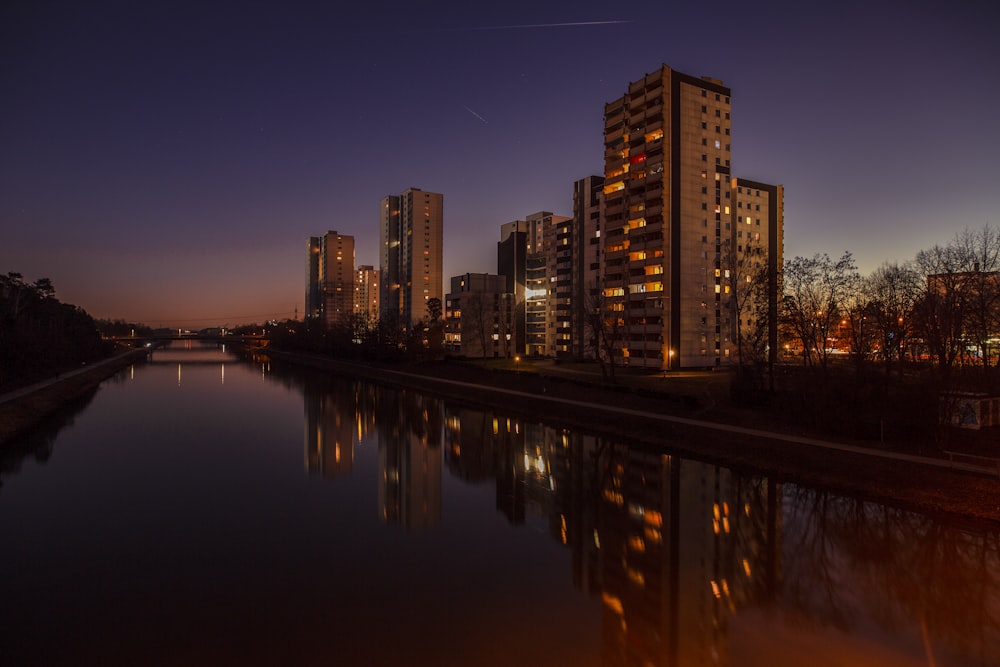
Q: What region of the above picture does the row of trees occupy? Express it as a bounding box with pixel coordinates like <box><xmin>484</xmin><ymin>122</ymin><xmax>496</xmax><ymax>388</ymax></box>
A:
<box><xmin>776</xmin><ymin>226</ymin><xmax>1000</xmax><ymax>388</ymax></box>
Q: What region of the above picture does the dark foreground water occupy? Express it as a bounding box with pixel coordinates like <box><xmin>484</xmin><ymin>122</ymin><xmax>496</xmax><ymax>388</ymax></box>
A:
<box><xmin>1</xmin><ymin>341</ymin><xmax>998</xmax><ymax>666</ymax></box>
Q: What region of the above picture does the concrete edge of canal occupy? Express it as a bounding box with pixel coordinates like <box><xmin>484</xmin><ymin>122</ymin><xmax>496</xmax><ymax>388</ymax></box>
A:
<box><xmin>0</xmin><ymin>347</ymin><xmax>151</xmax><ymax>445</ymax></box>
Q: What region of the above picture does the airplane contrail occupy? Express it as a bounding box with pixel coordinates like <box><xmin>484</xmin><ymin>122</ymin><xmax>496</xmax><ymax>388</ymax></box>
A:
<box><xmin>463</xmin><ymin>106</ymin><xmax>489</xmax><ymax>124</ymax></box>
<box><xmin>467</xmin><ymin>20</ymin><xmax>632</xmax><ymax>31</ymax></box>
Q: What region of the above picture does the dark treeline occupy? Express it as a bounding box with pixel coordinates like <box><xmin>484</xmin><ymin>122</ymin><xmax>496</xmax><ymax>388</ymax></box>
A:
<box><xmin>0</xmin><ymin>272</ymin><xmax>119</xmax><ymax>391</ymax></box>
<box><xmin>267</xmin><ymin>297</ymin><xmax>446</xmax><ymax>363</ymax></box>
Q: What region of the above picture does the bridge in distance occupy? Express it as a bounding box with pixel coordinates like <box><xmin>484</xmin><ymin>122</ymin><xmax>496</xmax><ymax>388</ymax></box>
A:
<box><xmin>105</xmin><ymin>332</ymin><xmax>270</xmax><ymax>346</ymax></box>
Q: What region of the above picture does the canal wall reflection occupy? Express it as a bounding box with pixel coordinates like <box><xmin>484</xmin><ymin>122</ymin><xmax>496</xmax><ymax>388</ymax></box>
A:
<box><xmin>257</xmin><ymin>352</ymin><xmax>1000</xmax><ymax>666</ymax></box>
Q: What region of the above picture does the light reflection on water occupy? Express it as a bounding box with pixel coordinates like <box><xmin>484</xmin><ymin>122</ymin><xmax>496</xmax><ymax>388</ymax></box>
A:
<box><xmin>0</xmin><ymin>341</ymin><xmax>997</xmax><ymax>666</ymax></box>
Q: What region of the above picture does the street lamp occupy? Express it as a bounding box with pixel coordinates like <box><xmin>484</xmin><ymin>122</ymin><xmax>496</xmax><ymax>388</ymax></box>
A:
<box><xmin>514</xmin><ymin>355</ymin><xmax>521</xmax><ymax>372</ymax></box>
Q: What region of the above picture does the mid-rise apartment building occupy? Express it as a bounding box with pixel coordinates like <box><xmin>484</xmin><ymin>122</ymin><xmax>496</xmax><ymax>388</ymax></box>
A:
<box><xmin>602</xmin><ymin>64</ymin><xmax>782</xmax><ymax>369</ymax></box>
<box><xmin>522</xmin><ymin>211</ymin><xmax>569</xmax><ymax>356</ymax></box>
<box><xmin>732</xmin><ymin>179</ymin><xmax>784</xmax><ymax>365</ymax></box>
<box><xmin>305</xmin><ymin>230</ymin><xmax>355</xmax><ymax>329</ymax></box>
<box><xmin>379</xmin><ymin>188</ymin><xmax>443</xmax><ymax>330</ymax></box>
<box><xmin>444</xmin><ymin>272</ymin><xmax>511</xmax><ymax>358</ymax></box>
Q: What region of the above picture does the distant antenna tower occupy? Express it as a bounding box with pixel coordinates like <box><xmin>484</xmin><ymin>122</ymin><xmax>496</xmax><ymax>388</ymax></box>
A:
<box><xmin>294</xmin><ymin>305</ymin><xmax>298</xmax><ymax>321</ymax></box>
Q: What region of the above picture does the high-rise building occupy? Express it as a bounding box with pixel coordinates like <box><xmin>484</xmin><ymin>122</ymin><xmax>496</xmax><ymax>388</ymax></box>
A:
<box><xmin>306</xmin><ymin>237</ymin><xmax>322</xmax><ymax>321</ymax></box>
<box><xmin>379</xmin><ymin>188</ymin><xmax>443</xmax><ymax>330</ymax></box>
<box><xmin>602</xmin><ymin>64</ymin><xmax>782</xmax><ymax>369</ymax></box>
<box><xmin>354</xmin><ymin>264</ymin><xmax>380</xmax><ymax>321</ymax></box>
<box><xmin>305</xmin><ymin>230</ymin><xmax>355</xmax><ymax>329</ymax></box>
<box><xmin>570</xmin><ymin>176</ymin><xmax>604</xmax><ymax>360</ymax></box>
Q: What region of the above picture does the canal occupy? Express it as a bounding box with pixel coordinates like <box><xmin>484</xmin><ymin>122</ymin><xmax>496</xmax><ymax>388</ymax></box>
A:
<box><xmin>1</xmin><ymin>341</ymin><xmax>997</xmax><ymax>666</ymax></box>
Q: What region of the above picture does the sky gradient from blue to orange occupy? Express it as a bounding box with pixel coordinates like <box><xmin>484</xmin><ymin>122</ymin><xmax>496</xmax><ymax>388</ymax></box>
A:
<box><xmin>2</xmin><ymin>0</ymin><xmax>997</xmax><ymax>328</ymax></box>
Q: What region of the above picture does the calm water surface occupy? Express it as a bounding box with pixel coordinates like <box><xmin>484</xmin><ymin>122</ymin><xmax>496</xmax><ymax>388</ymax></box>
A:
<box><xmin>1</xmin><ymin>341</ymin><xmax>998</xmax><ymax>666</ymax></box>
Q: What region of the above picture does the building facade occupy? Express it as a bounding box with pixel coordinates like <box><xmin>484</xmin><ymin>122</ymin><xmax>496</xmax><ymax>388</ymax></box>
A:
<box><xmin>602</xmin><ymin>64</ymin><xmax>783</xmax><ymax>370</ymax></box>
<box><xmin>379</xmin><ymin>188</ymin><xmax>444</xmax><ymax>331</ymax></box>
<box><xmin>570</xmin><ymin>175</ymin><xmax>605</xmax><ymax>360</ymax></box>
<box><xmin>498</xmin><ymin>221</ymin><xmax>528</xmax><ymax>355</ymax></box>
<box><xmin>444</xmin><ymin>272</ymin><xmax>511</xmax><ymax>358</ymax></box>
<box><xmin>305</xmin><ymin>230</ymin><xmax>355</xmax><ymax>330</ymax></box>
<box><xmin>732</xmin><ymin>179</ymin><xmax>784</xmax><ymax>366</ymax></box>
<box><xmin>354</xmin><ymin>264</ymin><xmax>380</xmax><ymax>322</ymax></box>
<box><xmin>523</xmin><ymin>211</ymin><xmax>569</xmax><ymax>356</ymax></box>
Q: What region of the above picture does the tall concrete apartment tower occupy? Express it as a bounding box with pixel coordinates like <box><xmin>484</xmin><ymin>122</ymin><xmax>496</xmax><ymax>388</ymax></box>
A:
<box><xmin>305</xmin><ymin>231</ymin><xmax>355</xmax><ymax>329</ymax></box>
<box><xmin>379</xmin><ymin>188</ymin><xmax>443</xmax><ymax>330</ymax></box>
<box><xmin>603</xmin><ymin>65</ymin><xmax>735</xmax><ymax>369</ymax></box>
<box><xmin>354</xmin><ymin>265</ymin><xmax>380</xmax><ymax>321</ymax></box>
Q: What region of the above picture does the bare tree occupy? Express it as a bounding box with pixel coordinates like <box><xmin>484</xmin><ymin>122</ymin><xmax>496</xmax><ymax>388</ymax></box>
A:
<box><xmin>865</xmin><ymin>262</ymin><xmax>921</xmax><ymax>378</ymax></box>
<box><xmin>425</xmin><ymin>297</ymin><xmax>444</xmax><ymax>357</ymax></box>
<box><xmin>460</xmin><ymin>293</ymin><xmax>492</xmax><ymax>359</ymax></box>
<box><xmin>584</xmin><ymin>281</ymin><xmax>622</xmax><ymax>382</ymax></box>
<box><xmin>496</xmin><ymin>293</ymin><xmax>515</xmax><ymax>358</ymax></box>
<box><xmin>781</xmin><ymin>252</ymin><xmax>858</xmax><ymax>370</ymax></box>
<box><xmin>731</xmin><ymin>240</ymin><xmax>772</xmax><ymax>368</ymax></box>
<box><xmin>913</xmin><ymin>243</ymin><xmax>967</xmax><ymax>375</ymax></box>
<box><xmin>953</xmin><ymin>226</ymin><xmax>1000</xmax><ymax>367</ymax></box>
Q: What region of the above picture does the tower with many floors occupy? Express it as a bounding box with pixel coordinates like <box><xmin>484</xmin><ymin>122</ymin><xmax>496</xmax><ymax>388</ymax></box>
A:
<box><xmin>305</xmin><ymin>230</ymin><xmax>355</xmax><ymax>330</ymax></box>
<box><xmin>602</xmin><ymin>65</ymin><xmax>782</xmax><ymax>369</ymax></box>
<box><xmin>379</xmin><ymin>188</ymin><xmax>444</xmax><ymax>330</ymax></box>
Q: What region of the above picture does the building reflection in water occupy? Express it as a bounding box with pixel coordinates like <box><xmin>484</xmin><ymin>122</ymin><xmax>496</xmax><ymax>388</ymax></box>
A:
<box><xmin>294</xmin><ymin>363</ymin><xmax>443</xmax><ymax>530</ymax></box>
<box><xmin>377</xmin><ymin>387</ymin><xmax>441</xmax><ymax>530</ymax></box>
<box><xmin>304</xmin><ymin>391</ymin><xmax>354</xmax><ymax>478</ymax></box>
<box><xmin>261</xmin><ymin>353</ymin><xmax>998</xmax><ymax>666</ymax></box>
<box><xmin>441</xmin><ymin>403</ymin><xmax>998</xmax><ymax>667</ymax></box>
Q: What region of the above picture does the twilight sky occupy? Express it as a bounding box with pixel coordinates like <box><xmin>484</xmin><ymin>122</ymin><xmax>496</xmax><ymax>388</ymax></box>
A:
<box><xmin>2</xmin><ymin>0</ymin><xmax>997</xmax><ymax>328</ymax></box>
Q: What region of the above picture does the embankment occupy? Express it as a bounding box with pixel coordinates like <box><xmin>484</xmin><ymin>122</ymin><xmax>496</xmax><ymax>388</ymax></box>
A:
<box><xmin>0</xmin><ymin>348</ymin><xmax>150</xmax><ymax>444</ymax></box>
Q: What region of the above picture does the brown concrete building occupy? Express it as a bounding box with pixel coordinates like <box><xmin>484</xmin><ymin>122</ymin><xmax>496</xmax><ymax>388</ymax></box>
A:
<box><xmin>732</xmin><ymin>179</ymin><xmax>784</xmax><ymax>366</ymax></box>
<box><xmin>379</xmin><ymin>188</ymin><xmax>443</xmax><ymax>330</ymax></box>
<box><xmin>603</xmin><ymin>64</ymin><xmax>782</xmax><ymax>369</ymax></box>
<box><xmin>305</xmin><ymin>230</ymin><xmax>355</xmax><ymax>330</ymax></box>
<box><xmin>444</xmin><ymin>272</ymin><xmax>511</xmax><ymax>358</ymax></box>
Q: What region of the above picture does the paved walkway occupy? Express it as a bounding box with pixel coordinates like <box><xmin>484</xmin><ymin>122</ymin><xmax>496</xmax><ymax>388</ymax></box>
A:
<box><xmin>386</xmin><ymin>368</ymin><xmax>999</xmax><ymax>478</ymax></box>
